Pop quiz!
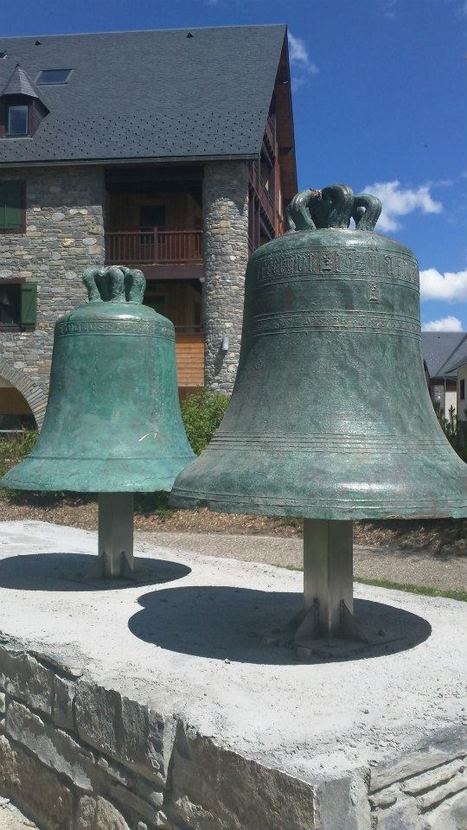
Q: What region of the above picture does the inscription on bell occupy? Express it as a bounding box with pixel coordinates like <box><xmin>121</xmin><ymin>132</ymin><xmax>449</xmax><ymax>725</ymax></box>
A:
<box><xmin>255</xmin><ymin>248</ymin><xmax>419</xmax><ymax>286</ymax></box>
<box><xmin>368</xmin><ymin>282</ymin><xmax>380</xmax><ymax>303</ymax></box>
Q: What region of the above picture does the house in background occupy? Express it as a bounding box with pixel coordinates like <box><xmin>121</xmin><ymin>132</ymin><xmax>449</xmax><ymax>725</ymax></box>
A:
<box><xmin>444</xmin><ymin>341</ymin><xmax>467</xmax><ymax>428</ymax></box>
<box><xmin>0</xmin><ymin>25</ymin><xmax>297</xmax><ymax>429</ymax></box>
<box><xmin>422</xmin><ymin>332</ymin><xmax>467</xmax><ymax>418</ymax></box>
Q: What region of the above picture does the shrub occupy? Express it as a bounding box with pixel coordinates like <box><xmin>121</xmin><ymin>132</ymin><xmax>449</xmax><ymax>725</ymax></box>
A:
<box><xmin>181</xmin><ymin>389</ymin><xmax>229</xmax><ymax>455</ymax></box>
<box><xmin>436</xmin><ymin>406</ymin><xmax>466</xmax><ymax>463</ymax></box>
<box><xmin>0</xmin><ymin>430</ymin><xmax>38</xmax><ymax>478</ymax></box>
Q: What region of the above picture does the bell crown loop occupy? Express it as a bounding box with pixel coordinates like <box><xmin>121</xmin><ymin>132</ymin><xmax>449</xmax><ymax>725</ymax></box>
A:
<box><xmin>286</xmin><ymin>184</ymin><xmax>382</xmax><ymax>232</ymax></box>
<box><xmin>82</xmin><ymin>265</ymin><xmax>146</xmax><ymax>304</ymax></box>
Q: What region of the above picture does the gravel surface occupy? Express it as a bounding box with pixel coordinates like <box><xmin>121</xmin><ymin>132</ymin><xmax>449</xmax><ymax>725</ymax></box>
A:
<box><xmin>0</xmin><ymin>496</ymin><xmax>465</xmax><ymax>555</ymax></box>
<box><xmin>137</xmin><ymin>530</ymin><xmax>467</xmax><ymax>592</ymax></box>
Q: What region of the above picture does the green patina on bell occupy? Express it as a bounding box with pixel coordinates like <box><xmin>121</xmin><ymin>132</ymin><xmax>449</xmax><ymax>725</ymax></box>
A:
<box><xmin>171</xmin><ymin>185</ymin><xmax>467</xmax><ymax>520</ymax></box>
<box><xmin>3</xmin><ymin>265</ymin><xmax>194</xmax><ymax>493</ymax></box>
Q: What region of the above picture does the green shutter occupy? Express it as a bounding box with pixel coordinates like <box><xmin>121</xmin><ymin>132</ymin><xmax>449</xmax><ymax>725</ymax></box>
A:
<box><xmin>20</xmin><ymin>282</ymin><xmax>37</xmax><ymax>329</ymax></box>
<box><xmin>0</xmin><ymin>182</ymin><xmax>24</xmax><ymax>231</ymax></box>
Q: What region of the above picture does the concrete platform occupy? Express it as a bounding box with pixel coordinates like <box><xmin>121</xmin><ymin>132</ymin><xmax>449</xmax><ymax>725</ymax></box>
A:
<box><xmin>0</xmin><ymin>520</ymin><xmax>465</xmax><ymax>830</ymax></box>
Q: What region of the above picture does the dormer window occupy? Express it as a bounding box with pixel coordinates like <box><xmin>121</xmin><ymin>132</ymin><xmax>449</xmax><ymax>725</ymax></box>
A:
<box><xmin>7</xmin><ymin>104</ymin><xmax>28</xmax><ymax>136</ymax></box>
<box><xmin>0</xmin><ymin>64</ymin><xmax>48</xmax><ymax>139</ymax></box>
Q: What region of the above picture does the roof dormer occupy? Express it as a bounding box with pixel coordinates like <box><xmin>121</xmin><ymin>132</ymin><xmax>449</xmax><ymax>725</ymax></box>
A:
<box><xmin>0</xmin><ymin>64</ymin><xmax>48</xmax><ymax>138</ymax></box>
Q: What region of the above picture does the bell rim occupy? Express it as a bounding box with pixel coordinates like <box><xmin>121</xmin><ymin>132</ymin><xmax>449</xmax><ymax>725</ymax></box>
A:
<box><xmin>169</xmin><ymin>488</ymin><xmax>467</xmax><ymax>521</ymax></box>
<box><xmin>1</xmin><ymin>454</ymin><xmax>194</xmax><ymax>494</ymax></box>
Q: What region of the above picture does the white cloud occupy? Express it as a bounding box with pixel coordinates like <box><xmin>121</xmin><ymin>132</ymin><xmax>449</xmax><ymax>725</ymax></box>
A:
<box><xmin>288</xmin><ymin>32</ymin><xmax>319</xmax><ymax>90</ymax></box>
<box><xmin>420</xmin><ymin>268</ymin><xmax>467</xmax><ymax>302</ymax></box>
<box><xmin>422</xmin><ymin>316</ymin><xmax>464</xmax><ymax>332</ymax></box>
<box><xmin>362</xmin><ymin>180</ymin><xmax>443</xmax><ymax>231</ymax></box>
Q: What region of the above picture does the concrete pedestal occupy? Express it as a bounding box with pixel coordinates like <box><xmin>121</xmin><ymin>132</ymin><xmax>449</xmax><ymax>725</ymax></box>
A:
<box><xmin>0</xmin><ymin>521</ymin><xmax>465</xmax><ymax>830</ymax></box>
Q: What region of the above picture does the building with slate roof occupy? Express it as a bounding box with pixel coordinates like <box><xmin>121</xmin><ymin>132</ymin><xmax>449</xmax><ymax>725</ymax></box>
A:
<box><xmin>0</xmin><ymin>24</ymin><xmax>297</xmax><ymax>428</ymax></box>
<box><xmin>421</xmin><ymin>332</ymin><xmax>467</xmax><ymax>419</ymax></box>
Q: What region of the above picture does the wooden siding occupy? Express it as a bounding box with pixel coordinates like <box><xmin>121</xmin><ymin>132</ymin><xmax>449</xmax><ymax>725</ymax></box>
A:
<box><xmin>107</xmin><ymin>191</ymin><xmax>201</xmax><ymax>230</ymax></box>
<box><xmin>176</xmin><ymin>333</ymin><xmax>204</xmax><ymax>388</ymax></box>
<box><xmin>144</xmin><ymin>281</ymin><xmax>201</xmax><ymax>331</ymax></box>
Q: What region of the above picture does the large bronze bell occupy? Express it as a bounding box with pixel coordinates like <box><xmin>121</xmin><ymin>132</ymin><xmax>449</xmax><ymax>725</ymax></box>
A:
<box><xmin>171</xmin><ymin>185</ymin><xmax>466</xmax><ymax>643</ymax></box>
<box><xmin>3</xmin><ymin>265</ymin><xmax>194</xmax><ymax>576</ymax></box>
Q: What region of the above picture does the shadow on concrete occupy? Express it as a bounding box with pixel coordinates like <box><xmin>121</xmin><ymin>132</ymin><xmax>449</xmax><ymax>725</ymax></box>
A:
<box><xmin>128</xmin><ymin>586</ymin><xmax>432</xmax><ymax>665</ymax></box>
<box><xmin>0</xmin><ymin>553</ymin><xmax>191</xmax><ymax>591</ymax></box>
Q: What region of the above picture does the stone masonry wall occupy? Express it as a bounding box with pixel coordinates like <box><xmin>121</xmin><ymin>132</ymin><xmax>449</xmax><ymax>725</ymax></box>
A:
<box><xmin>0</xmin><ymin>636</ymin><xmax>465</xmax><ymax>830</ymax></box>
<box><xmin>202</xmin><ymin>160</ymin><xmax>249</xmax><ymax>393</ymax></box>
<box><xmin>0</xmin><ymin>166</ymin><xmax>105</xmax><ymax>426</ymax></box>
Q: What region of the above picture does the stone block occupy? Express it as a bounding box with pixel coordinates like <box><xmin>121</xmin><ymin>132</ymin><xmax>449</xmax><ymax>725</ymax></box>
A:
<box><xmin>317</xmin><ymin>773</ymin><xmax>371</xmax><ymax>830</ymax></box>
<box><xmin>76</xmin><ymin>796</ymin><xmax>130</xmax><ymax>830</ymax></box>
<box><xmin>109</xmin><ymin>783</ymin><xmax>163</xmax><ymax>825</ymax></box>
<box><xmin>373</xmin><ymin>798</ymin><xmax>422</xmax><ymax>829</ymax></box>
<box><xmin>0</xmin><ymin>646</ymin><xmax>54</xmax><ymax>715</ymax></box>
<box><xmin>120</xmin><ymin>696</ymin><xmax>176</xmax><ymax>781</ymax></box>
<box><xmin>75</xmin><ymin>681</ymin><xmax>120</xmax><ymax>759</ymax></box>
<box><xmin>370</xmin><ymin>728</ymin><xmax>467</xmax><ymax>793</ymax></box>
<box><xmin>5</xmin><ymin>700</ymin><xmax>94</xmax><ymax>791</ymax></box>
<box><xmin>416</xmin><ymin>771</ymin><xmax>467</xmax><ymax>811</ymax></box>
<box><xmin>0</xmin><ymin>734</ymin><xmax>73</xmax><ymax>830</ymax></box>
<box><xmin>52</xmin><ymin>675</ymin><xmax>75</xmax><ymax>731</ymax></box>
<box><xmin>167</xmin><ymin>729</ymin><xmax>316</xmax><ymax>830</ymax></box>
<box><xmin>75</xmin><ymin>683</ymin><xmax>175</xmax><ymax>784</ymax></box>
<box><xmin>424</xmin><ymin>789</ymin><xmax>467</xmax><ymax>829</ymax></box>
<box><xmin>401</xmin><ymin>759</ymin><xmax>465</xmax><ymax>795</ymax></box>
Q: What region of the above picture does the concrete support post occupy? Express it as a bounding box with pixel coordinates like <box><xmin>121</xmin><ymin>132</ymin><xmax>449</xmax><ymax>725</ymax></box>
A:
<box><xmin>202</xmin><ymin>160</ymin><xmax>249</xmax><ymax>393</ymax></box>
<box><xmin>301</xmin><ymin>519</ymin><xmax>354</xmax><ymax>637</ymax></box>
<box><xmin>96</xmin><ymin>493</ymin><xmax>134</xmax><ymax>578</ymax></box>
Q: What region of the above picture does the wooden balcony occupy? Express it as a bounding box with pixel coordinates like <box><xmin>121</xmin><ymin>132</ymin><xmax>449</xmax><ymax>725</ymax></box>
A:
<box><xmin>105</xmin><ymin>228</ymin><xmax>203</xmax><ymax>266</ymax></box>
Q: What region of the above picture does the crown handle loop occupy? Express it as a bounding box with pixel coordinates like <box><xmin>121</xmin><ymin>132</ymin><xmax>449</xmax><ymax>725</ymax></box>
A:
<box><xmin>285</xmin><ymin>185</ymin><xmax>382</xmax><ymax>232</ymax></box>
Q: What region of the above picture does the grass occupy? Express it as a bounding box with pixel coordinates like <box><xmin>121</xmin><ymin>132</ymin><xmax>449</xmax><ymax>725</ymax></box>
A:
<box><xmin>355</xmin><ymin>576</ymin><xmax>467</xmax><ymax>603</ymax></box>
<box><xmin>280</xmin><ymin>563</ymin><xmax>466</xmax><ymax>602</ymax></box>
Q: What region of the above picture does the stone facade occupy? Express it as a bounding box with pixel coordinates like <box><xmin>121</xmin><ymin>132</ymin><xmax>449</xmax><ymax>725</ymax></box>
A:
<box><xmin>202</xmin><ymin>160</ymin><xmax>249</xmax><ymax>393</ymax></box>
<box><xmin>0</xmin><ymin>160</ymin><xmax>251</xmax><ymax>422</ymax></box>
<box><xmin>0</xmin><ymin>166</ymin><xmax>105</xmax><ymax>426</ymax></box>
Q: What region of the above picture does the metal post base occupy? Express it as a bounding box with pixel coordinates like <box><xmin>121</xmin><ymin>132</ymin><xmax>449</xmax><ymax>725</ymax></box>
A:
<box><xmin>88</xmin><ymin>493</ymin><xmax>134</xmax><ymax>579</ymax></box>
<box><xmin>293</xmin><ymin>519</ymin><xmax>371</xmax><ymax>651</ymax></box>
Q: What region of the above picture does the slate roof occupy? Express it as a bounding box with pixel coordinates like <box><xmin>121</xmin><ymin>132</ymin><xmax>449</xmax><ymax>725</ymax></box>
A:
<box><xmin>1</xmin><ymin>64</ymin><xmax>42</xmax><ymax>100</ymax></box>
<box><xmin>422</xmin><ymin>332</ymin><xmax>467</xmax><ymax>378</ymax></box>
<box><xmin>0</xmin><ymin>25</ymin><xmax>287</xmax><ymax>166</ymax></box>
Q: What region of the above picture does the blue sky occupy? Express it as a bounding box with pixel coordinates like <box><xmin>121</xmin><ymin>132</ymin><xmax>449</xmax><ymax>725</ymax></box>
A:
<box><xmin>2</xmin><ymin>0</ymin><xmax>467</xmax><ymax>331</ymax></box>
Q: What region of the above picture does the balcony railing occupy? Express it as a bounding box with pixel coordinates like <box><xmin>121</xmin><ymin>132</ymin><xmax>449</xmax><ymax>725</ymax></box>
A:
<box><xmin>105</xmin><ymin>228</ymin><xmax>203</xmax><ymax>265</ymax></box>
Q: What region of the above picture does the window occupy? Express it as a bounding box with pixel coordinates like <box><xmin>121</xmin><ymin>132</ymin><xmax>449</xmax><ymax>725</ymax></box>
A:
<box><xmin>0</xmin><ymin>181</ymin><xmax>25</xmax><ymax>233</ymax></box>
<box><xmin>37</xmin><ymin>69</ymin><xmax>71</xmax><ymax>85</ymax></box>
<box><xmin>7</xmin><ymin>105</ymin><xmax>28</xmax><ymax>136</ymax></box>
<box><xmin>0</xmin><ymin>282</ymin><xmax>37</xmax><ymax>328</ymax></box>
<box><xmin>0</xmin><ymin>283</ymin><xmax>20</xmax><ymax>325</ymax></box>
<box><xmin>461</xmin><ymin>379</ymin><xmax>465</xmax><ymax>401</ymax></box>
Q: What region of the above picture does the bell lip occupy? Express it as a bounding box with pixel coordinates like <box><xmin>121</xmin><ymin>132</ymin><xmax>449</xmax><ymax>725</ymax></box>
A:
<box><xmin>169</xmin><ymin>490</ymin><xmax>467</xmax><ymax>521</ymax></box>
<box><xmin>1</xmin><ymin>454</ymin><xmax>194</xmax><ymax>494</ymax></box>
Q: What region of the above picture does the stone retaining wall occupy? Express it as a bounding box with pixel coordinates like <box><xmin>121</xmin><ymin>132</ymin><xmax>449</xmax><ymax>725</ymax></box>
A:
<box><xmin>0</xmin><ymin>636</ymin><xmax>465</xmax><ymax>830</ymax></box>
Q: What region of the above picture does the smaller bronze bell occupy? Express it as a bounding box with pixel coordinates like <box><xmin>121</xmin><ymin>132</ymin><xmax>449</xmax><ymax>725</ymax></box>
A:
<box><xmin>3</xmin><ymin>265</ymin><xmax>194</xmax><ymax>576</ymax></box>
